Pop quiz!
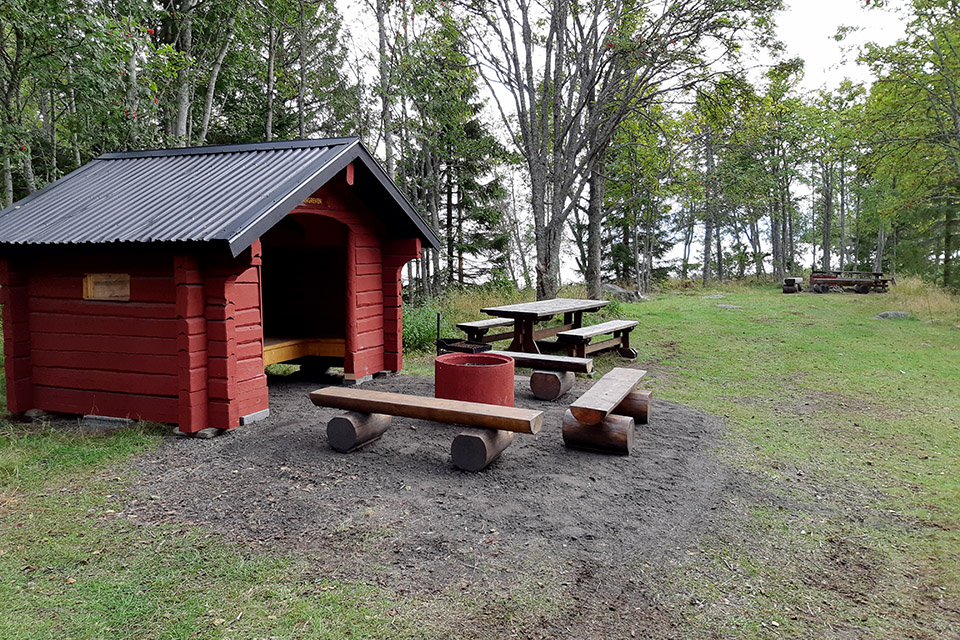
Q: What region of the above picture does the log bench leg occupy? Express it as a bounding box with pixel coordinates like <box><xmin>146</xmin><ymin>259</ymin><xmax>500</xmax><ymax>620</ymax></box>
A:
<box><xmin>561</xmin><ymin>409</ymin><xmax>634</xmax><ymax>455</ymax></box>
<box><xmin>614</xmin><ymin>390</ymin><xmax>651</xmax><ymax>424</ymax></box>
<box><xmin>451</xmin><ymin>428</ymin><xmax>514</xmax><ymax>471</ymax></box>
<box><xmin>530</xmin><ymin>370</ymin><xmax>575</xmax><ymax>400</ymax></box>
<box><xmin>327</xmin><ymin>411</ymin><xmax>393</xmax><ymax>452</ymax></box>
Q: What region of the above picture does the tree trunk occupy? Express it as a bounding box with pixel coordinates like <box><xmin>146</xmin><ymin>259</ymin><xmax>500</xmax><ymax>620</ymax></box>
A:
<box><xmin>174</xmin><ymin>4</ymin><xmax>194</xmax><ymax>146</ymax></box>
<box><xmin>873</xmin><ymin>224</ymin><xmax>886</xmax><ymax>272</ymax></box>
<box><xmin>376</xmin><ymin>0</ymin><xmax>394</xmax><ymax>178</ymax></box>
<box><xmin>944</xmin><ymin>208</ymin><xmax>955</xmax><ymax>288</ymax></box>
<box><xmin>22</xmin><ymin>147</ymin><xmax>36</xmax><ymax>193</ymax></box>
<box><xmin>126</xmin><ymin>41</ymin><xmax>139</xmax><ymax>146</ymax></box>
<box><xmin>838</xmin><ymin>153</ymin><xmax>846</xmax><ymax>271</ymax></box>
<box><xmin>298</xmin><ymin>1</ymin><xmax>307</xmax><ymax>138</ymax></box>
<box><xmin>509</xmin><ymin>176</ymin><xmax>532</xmax><ymax>290</ymax></box>
<box><xmin>67</xmin><ymin>63</ymin><xmax>81</xmax><ymax>168</ymax></box>
<box><xmin>446</xmin><ymin>164</ymin><xmax>454</xmax><ymax>284</ymax></box>
<box><xmin>585</xmin><ymin>152</ymin><xmax>605</xmax><ymax>298</ymax></box>
<box><xmin>536</xmin><ymin>223</ymin><xmax>563</xmax><ymax>299</ymax></box>
<box><xmin>199</xmin><ymin>15</ymin><xmax>235</xmax><ymax>146</ymax></box>
<box><xmin>821</xmin><ymin>162</ymin><xmax>833</xmax><ymax>271</ymax></box>
<box><xmin>702</xmin><ymin>130</ymin><xmax>715</xmax><ymax>286</ymax></box>
<box><xmin>3</xmin><ymin>157</ymin><xmax>12</xmax><ymax>207</ymax></box>
<box><xmin>265</xmin><ymin>22</ymin><xmax>276</xmax><ymax>142</ymax></box>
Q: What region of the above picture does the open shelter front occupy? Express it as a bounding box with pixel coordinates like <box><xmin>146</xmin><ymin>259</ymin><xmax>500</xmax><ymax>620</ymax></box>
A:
<box><xmin>0</xmin><ymin>138</ymin><xmax>439</xmax><ymax>434</ymax></box>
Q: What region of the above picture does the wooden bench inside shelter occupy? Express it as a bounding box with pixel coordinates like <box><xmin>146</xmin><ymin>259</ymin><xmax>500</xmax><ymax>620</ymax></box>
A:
<box><xmin>556</xmin><ymin>320</ymin><xmax>639</xmax><ymax>359</ymax></box>
<box><xmin>263</xmin><ymin>337</ymin><xmax>345</xmax><ymax>366</ymax></box>
<box><xmin>563</xmin><ymin>367</ymin><xmax>651</xmax><ymax>455</ymax></box>
<box><xmin>309</xmin><ymin>387</ymin><xmax>544</xmax><ymax>471</ymax></box>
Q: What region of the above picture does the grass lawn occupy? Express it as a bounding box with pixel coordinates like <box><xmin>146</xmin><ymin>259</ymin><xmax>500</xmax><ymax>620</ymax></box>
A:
<box><xmin>1</xmin><ymin>280</ymin><xmax>958</xmax><ymax>638</ymax></box>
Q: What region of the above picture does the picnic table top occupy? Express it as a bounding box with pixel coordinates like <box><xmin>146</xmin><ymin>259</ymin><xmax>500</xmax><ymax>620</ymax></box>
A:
<box><xmin>812</xmin><ymin>270</ymin><xmax>885</xmax><ymax>277</ymax></box>
<box><xmin>481</xmin><ymin>297</ymin><xmax>608</xmax><ymax>320</ymax></box>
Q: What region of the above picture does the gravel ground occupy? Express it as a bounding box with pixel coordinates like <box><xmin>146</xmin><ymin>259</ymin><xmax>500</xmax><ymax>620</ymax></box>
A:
<box><xmin>129</xmin><ymin>369</ymin><xmax>738</xmax><ymax>637</ymax></box>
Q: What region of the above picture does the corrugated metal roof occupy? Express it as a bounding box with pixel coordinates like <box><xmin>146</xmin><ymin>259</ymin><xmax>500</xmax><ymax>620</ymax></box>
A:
<box><xmin>0</xmin><ymin>138</ymin><xmax>440</xmax><ymax>255</ymax></box>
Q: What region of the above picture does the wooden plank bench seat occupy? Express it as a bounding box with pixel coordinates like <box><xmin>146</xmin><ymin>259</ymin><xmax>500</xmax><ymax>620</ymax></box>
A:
<box><xmin>488</xmin><ymin>350</ymin><xmax>593</xmax><ymax>401</ymax></box>
<box><xmin>563</xmin><ymin>367</ymin><xmax>650</xmax><ymax>455</ymax></box>
<box><xmin>310</xmin><ymin>387</ymin><xmax>545</xmax><ymax>471</ymax></box>
<box><xmin>264</xmin><ymin>337</ymin><xmax>345</xmax><ymax>366</ymax></box>
<box><xmin>456</xmin><ymin>318</ymin><xmax>515</xmax><ymax>343</ymax></box>
<box><xmin>556</xmin><ymin>320</ymin><xmax>639</xmax><ymax>359</ymax></box>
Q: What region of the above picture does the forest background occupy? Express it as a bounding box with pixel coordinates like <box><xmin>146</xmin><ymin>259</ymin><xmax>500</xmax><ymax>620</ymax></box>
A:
<box><xmin>1</xmin><ymin>0</ymin><xmax>957</xmax><ymax>300</ymax></box>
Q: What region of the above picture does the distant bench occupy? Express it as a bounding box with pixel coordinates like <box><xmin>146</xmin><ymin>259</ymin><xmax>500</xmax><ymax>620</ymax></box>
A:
<box><xmin>556</xmin><ymin>320</ymin><xmax>639</xmax><ymax>359</ymax></box>
<box><xmin>309</xmin><ymin>387</ymin><xmax>544</xmax><ymax>471</ymax></box>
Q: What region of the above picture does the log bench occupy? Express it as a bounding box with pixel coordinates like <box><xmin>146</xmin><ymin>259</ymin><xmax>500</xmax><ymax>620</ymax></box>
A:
<box><xmin>563</xmin><ymin>367</ymin><xmax>650</xmax><ymax>455</ymax></box>
<box><xmin>456</xmin><ymin>318</ymin><xmax>515</xmax><ymax>344</ymax></box>
<box><xmin>556</xmin><ymin>320</ymin><xmax>639</xmax><ymax>359</ymax></box>
<box><xmin>488</xmin><ymin>350</ymin><xmax>593</xmax><ymax>401</ymax></box>
<box><xmin>309</xmin><ymin>387</ymin><xmax>544</xmax><ymax>471</ymax></box>
<box><xmin>782</xmin><ymin>277</ymin><xmax>803</xmax><ymax>294</ymax></box>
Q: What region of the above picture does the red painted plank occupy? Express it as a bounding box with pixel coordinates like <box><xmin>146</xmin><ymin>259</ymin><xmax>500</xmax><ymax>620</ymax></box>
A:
<box><xmin>355</xmin><ymin>329</ymin><xmax>385</xmax><ymax>350</ymax></box>
<box><xmin>357</xmin><ymin>290</ymin><xmax>383</xmax><ymax>307</ymax></box>
<box><xmin>235</xmin><ymin>340</ymin><xmax>263</xmax><ymax>361</ymax></box>
<box><xmin>176</xmin><ymin>284</ymin><xmax>205</xmax><ymax>317</ymax></box>
<box><xmin>31</xmin><ymin>350</ymin><xmax>178</xmax><ymax>375</ymax></box>
<box><xmin>29</xmin><ymin>312</ymin><xmax>177</xmax><ymax>338</ymax></box>
<box><xmin>32</xmin><ymin>332</ymin><xmax>176</xmax><ymax>355</ymax></box>
<box><xmin>206</xmin><ymin>319</ymin><xmax>236</xmax><ymax>343</ymax></box>
<box><xmin>356</xmin><ymin>247</ymin><xmax>381</xmax><ymax>265</ymax></box>
<box><xmin>207</xmin><ymin>400</ymin><xmax>241</xmax><ymax>429</ymax></box>
<box><xmin>234</xmin><ymin>308</ymin><xmax>261</xmax><ymax>328</ymax></box>
<box><xmin>27</xmin><ymin>276</ymin><xmax>176</xmax><ymax>303</ymax></box>
<box><xmin>357</xmin><ymin>315</ymin><xmax>384</xmax><ymax>335</ymax></box>
<box><xmin>32</xmin><ymin>366</ymin><xmax>178</xmax><ymax>396</ymax></box>
<box><xmin>356</xmin><ymin>304</ymin><xmax>381</xmax><ymax>320</ymax></box>
<box><xmin>384</xmin><ymin>352</ymin><xmax>401</xmax><ymax>371</ymax></box>
<box><xmin>28</xmin><ymin>298</ymin><xmax>174</xmax><ymax>319</ymax></box>
<box><xmin>356</xmin><ymin>274</ymin><xmax>383</xmax><ymax>293</ymax></box>
<box><xmin>177</xmin><ymin>331</ymin><xmax>208</xmax><ymax>354</ymax></box>
<box><xmin>33</xmin><ymin>386</ymin><xmax>178</xmax><ymax>423</ymax></box>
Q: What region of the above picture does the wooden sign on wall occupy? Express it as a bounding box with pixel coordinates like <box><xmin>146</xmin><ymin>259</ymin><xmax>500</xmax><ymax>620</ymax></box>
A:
<box><xmin>83</xmin><ymin>273</ymin><xmax>131</xmax><ymax>301</ymax></box>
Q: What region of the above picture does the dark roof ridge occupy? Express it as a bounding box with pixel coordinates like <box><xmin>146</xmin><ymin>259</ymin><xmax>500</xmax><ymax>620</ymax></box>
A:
<box><xmin>99</xmin><ymin>137</ymin><xmax>360</xmax><ymax>160</ymax></box>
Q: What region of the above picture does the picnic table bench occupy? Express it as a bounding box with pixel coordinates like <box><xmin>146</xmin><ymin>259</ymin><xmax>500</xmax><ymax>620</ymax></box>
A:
<box><xmin>488</xmin><ymin>350</ymin><xmax>593</xmax><ymax>400</ymax></box>
<box><xmin>309</xmin><ymin>387</ymin><xmax>544</xmax><ymax>471</ymax></box>
<box><xmin>455</xmin><ymin>318</ymin><xmax>515</xmax><ymax>344</ymax></box>
<box><xmin>809</xmin><ymin>270</ymin><xmax>891</xmax><ymax>294</ymax></box>
<box><xmin>556</xmin><ymin>320</ymin><xmax>638</xmax><ymax>359</ymax></box>
<box><xmin>563</xmin><ymin>367</ymin><xmax>650</xmax><ymax>455</ymax></box>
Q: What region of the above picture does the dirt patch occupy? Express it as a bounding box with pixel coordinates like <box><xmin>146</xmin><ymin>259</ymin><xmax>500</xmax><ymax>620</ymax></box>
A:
<box><xmin>128</xmin><ymin>371</ymin><xmax>736</xmax><ymax>637</ymax></box>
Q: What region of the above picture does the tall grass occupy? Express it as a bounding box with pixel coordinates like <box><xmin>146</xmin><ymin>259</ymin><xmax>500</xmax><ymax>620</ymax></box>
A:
<box><xmin>887</xmin><ymin>275</ymin><xmax>960</xmax><ymax>323</ymax></box>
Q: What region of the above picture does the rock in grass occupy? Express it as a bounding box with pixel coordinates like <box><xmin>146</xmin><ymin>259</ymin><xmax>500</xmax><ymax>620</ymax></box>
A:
<box><xmin>717</xmin><ymin>303</ymin><xmax>742</xmax><ymax>309</ymax></box>
<box><xmin>873</xmin><ymin>311</ymin><xmax>911</xmax><ymax>320</ymax></box>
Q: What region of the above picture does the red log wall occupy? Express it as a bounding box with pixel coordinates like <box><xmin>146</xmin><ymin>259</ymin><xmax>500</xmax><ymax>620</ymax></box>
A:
<box><xmin>0</xmin><ymin>247</ymin><xmax>267</xmax><ymax>432</ymax></box>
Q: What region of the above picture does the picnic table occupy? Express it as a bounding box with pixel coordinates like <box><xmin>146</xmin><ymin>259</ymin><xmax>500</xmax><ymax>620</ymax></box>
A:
<box><xmin>479</xmin><ymin>298</ymin><xmax>608</xmax><ymax>353</ymax></box>
<box><xmin>809</xmin><ymin>270</ymin><xmax>891</xmax><ymax>293</ymax></box>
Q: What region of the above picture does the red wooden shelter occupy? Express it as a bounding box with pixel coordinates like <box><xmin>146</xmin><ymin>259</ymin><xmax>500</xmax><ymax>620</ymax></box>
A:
<box><xmin>0</xmin><ymin>139</ymin><xmax>439</xmax><ymax>433</ymax></box>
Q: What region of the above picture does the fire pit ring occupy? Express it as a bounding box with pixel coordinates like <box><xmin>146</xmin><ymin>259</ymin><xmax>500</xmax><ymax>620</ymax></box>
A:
<box><xmin>435</xmin><ymin>352</ymin><xmax>515</xmax><ymax>407</ymax></box>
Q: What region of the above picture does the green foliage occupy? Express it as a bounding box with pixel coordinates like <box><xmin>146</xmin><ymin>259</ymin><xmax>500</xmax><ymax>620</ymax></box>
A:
<box><xmin>401</xmin><ymin>300</ymin><xmax>446</xmax><ymax>352</ymax></box>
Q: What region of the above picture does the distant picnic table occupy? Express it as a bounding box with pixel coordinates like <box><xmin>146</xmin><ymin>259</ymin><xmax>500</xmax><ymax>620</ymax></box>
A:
<box><xmin>809</xmin><ymin>270</ymin><xmax>892</xmax><ymax>293</ymax></box>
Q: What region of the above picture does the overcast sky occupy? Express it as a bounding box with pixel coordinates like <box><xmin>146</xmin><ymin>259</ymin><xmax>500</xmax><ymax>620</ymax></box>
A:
<box><xmin>775</xmin><ymin>0</ymin><xmax>906</xmax><ymax>93</ymax></box>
